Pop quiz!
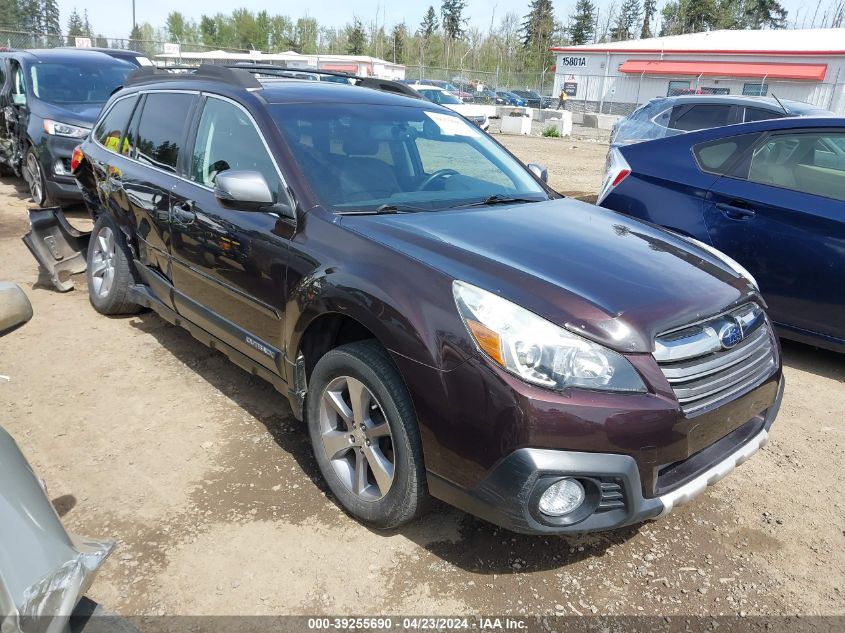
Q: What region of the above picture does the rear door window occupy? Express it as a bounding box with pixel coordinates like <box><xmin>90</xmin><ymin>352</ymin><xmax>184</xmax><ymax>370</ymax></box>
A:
<box><xmin>748</xmin><ymin>132</ymin><xmax>845</xmax><ymax>201</ymax></box>
<box><xmin>669</xmin><ymin>104</ymin><xmax>733</xmax><ymax>131</ymax></box>
<box><xmin>94</xmin><ymin>95</ymin><xmax>137</xmax><ymax>155</ymax></box>
<box><xmin>133</xmin><ymin>92</ymin><xmax>196</xmax><ymax>173</ymax></box>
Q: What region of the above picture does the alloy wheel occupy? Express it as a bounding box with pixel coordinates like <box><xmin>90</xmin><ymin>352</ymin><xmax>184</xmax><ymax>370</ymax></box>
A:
<box><xmin>318</xmin><ymin>375</ymin><xmax>395</xmax><ymax>501</ymax></box>
<box><xmin>89</xmin><ymin>226</ymin><xmax>116</xmax><ymax>298</ymax></box>
<box><xmin>26</xmin><ymin>153</ymin><xmax>42</xmax><ymax>204</ymax></box>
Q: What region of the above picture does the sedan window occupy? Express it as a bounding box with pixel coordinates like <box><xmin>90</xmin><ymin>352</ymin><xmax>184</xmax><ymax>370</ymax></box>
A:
<box><xmin>749</xmin><ymin>132</ymin><xmax>845</xmax><ymax>202</ymax></box>
<box><xmin>670</xmin><ymin>104</ymin><xmax>732</xmax><ymax>132</ymax></box>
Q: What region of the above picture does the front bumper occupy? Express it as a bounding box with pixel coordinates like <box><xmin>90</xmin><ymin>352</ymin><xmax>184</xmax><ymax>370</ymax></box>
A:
<box><xmin>428</xmin><ymin>376</ymin><xmax>783</xmax><ymax>534</ymax></box>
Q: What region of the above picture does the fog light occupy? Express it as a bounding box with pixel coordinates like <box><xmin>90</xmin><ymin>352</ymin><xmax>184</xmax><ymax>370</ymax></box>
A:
<box><xmin>538</xmin><ymin>477</ymin><xmax>585</xmax><ymax>516</ymax></box>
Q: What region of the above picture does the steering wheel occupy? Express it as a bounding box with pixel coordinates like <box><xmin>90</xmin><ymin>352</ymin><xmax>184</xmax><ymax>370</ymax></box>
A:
<box><xmin>417</xmin><ymin>168</ymin><xmax>459</xmax><ymax>191</ymax></box>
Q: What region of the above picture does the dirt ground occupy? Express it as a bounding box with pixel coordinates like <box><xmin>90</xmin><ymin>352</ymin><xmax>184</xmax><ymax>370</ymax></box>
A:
<box><xmin>1</xmin><ymin>135</ymin><xmax>844</xmax><ymax>621</ymax></box>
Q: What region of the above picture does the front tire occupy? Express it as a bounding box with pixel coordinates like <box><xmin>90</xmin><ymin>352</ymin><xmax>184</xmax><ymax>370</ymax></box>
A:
<box><xmin>306</xmin><ymin>340</ymin><xmax>428</xmax><ymax>529</ymax></box>
<box><xmin>24</xmin><ymin>146</ymin><xmax>54</xmax><ymax>207</ymax></box>
<box><xmin>86</xmin><ymin>215</ymin><xmax>140</xmax><ymax>315</ymax></box>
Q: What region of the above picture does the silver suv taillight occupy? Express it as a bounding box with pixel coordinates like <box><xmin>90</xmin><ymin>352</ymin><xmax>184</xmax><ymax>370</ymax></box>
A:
<box><xmin>597</xmin><ymin>148</ymin><xmax>632</xmax><ymax>205</ymax></box>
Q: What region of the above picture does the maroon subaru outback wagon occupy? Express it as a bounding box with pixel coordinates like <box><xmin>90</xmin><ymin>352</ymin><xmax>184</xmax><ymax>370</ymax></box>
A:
<box><xmin>66</xmin><ymin>65</ymin><xmax>784</xmax><ymax>534</ymax></box>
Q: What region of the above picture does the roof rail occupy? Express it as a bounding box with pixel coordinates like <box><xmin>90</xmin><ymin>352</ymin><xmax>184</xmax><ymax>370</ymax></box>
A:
<box><xmin>223</xmin><ymin>63</ymin><xmax>422</xmax><ymax>99</ymax></box>
<box><xmin>124</xmin><ymin>64</ymin><xmax>262</xmax><ymax>89</ymax></box>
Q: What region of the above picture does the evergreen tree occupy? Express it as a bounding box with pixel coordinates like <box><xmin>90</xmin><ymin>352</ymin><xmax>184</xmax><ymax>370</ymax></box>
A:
<box><xmin>744</xmin><ymin>0</ymin><xmax>788</xmax><ymax>28</ymax></box>
<box><xmin>612</xmin><ymin>0</ymin><xmax>641</xmax><ymax>40</ymax></box>
<box><xmin>346</xmin><ymin>17</ymin><xmax>366</xmax><ymax>55</ymax></box>
<box><xmin>43</xmin><ymin>0</ymin><xmax>60</xmax><ymax>34</ymax></box>
<box><xmin>82</xmin><ymin>8</ymin><xmax>93</xmax><ymax>38</ymax></box>
<box><xmin>419</xmin><ymin>6</ymin><xmax>438</xmax><ymax>38</ymax></box>
<box><xmin>391</xmin><ymin>23</ymin><xmax>406</xmax><ymax>63</ymax></box>
<box><xmin>67</xmin><ymin>8</ymin><xmax>84</xmax><ymax>37</ymax></box>
<box><xmin>0</xmin><ymin>0</ymin><xmax>20</xmax><ymax>30</ymax></box>
<box><xmin>640</xmin><ymin>0</ymin><xmax>657</xmax><ymax>37</ymax></box>
<box><xmin>569</xmin><ymin>0</ymin><xmax>596</xmax><ymax>45</ymax></box>
<box><xmin>440</xmin><ymin>0</ymin><xmax>467</xmax><ymax>40</ymax></box>
<box><xmin>19</xmin><ymin>0</ymin><xmax>42</xmax><ymax>33</ymax></box>
<box><xmin>521</xmin><ymin>0</ymin><xmax>555</xmax><ymax>68</ymax></box>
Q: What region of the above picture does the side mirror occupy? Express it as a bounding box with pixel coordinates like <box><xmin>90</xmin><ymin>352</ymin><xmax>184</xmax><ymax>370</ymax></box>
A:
<box><xmin>0</xmin><ymin>283</ymin><xmax>33</xmax><ymax>336</ymax></box>
<box><xmin>213</xmin><ymin>170</ymin><xmax>296</xmax><ymax>219</ymax></box>
<box><xmin>214</xmin><ymin>170</ymin><xmax>274</xmax><ymax>207</ymax></box>
<box><xmin>527</xmin><ymin>163</ymin><xmax>549</xmax><ymax>183</ymax></box>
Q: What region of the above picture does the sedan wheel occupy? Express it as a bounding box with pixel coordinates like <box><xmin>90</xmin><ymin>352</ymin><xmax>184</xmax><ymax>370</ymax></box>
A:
<box><xmin>89</xmin><ymin>226</ymin><xmax>117</xmax><ymax>299</ymax></box>
<box><xmin>25</xmin><ymin>151</ymin><xmax>44</xmax><ymax>205</ymax></box>
<box><xmin>318</xmin><ymin>375</ymin><xmax>395</xmax><ymax>501</ymax></box>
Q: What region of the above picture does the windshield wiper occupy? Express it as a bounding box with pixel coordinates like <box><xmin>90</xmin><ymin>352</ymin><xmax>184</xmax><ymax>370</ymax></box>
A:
<box><xmin>457</xmin><ymin>194</ymin><xmax>542</xmax><ymax>208</ymax></box>
<box><xmin>335</xmin><ymin>203</ymin><xmax>428</xmax><ymax>216</ymax></box>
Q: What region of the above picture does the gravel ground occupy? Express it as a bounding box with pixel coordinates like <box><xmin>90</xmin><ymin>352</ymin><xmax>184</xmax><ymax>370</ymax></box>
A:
<box><xmin>1</xmin><ymin>137</ymin><xmax>843</xmax><ymax>621</ymax></box>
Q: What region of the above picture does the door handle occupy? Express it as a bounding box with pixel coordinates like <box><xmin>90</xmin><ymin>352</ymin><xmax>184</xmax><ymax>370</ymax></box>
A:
<box><xmin>171</xmin><ymin>201</ymin><xmax>196</xmax><ymax>224</ymax></box>
<box><xmin>716</xmin><ymin>203</ymin><xmax>756</xmax><ymax>220</ymax></box>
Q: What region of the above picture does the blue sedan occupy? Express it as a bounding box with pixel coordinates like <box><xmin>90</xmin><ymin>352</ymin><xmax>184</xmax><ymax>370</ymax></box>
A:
<box><xmin>598</xmin><ymin>116</ymin><xmax>845</xmax><ymax>353</ymax></box>
<box><xmin>495</xmin><ymin>91</ymin><xmax>527</xmax><ymax>107</ymax></box>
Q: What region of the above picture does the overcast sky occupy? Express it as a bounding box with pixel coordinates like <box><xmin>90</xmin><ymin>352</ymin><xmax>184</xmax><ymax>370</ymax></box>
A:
<box><xmin>56</xmin><ymin>0</ymin><xmax>826</xmax><ymax>41</ymax></box>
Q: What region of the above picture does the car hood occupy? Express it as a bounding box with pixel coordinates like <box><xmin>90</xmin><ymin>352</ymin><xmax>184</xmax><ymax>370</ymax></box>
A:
<box><xmin>341</xmin><ymin>198</ymin><xmax>754</xmax><ymax>353</ymax></box>
<box><xmin>29</xmin><ymin>100</ymin><xmax>105</xmax><ymax>127</ymax></box>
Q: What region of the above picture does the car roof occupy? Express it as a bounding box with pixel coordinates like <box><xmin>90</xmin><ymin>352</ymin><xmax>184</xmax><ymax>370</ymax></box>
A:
<box><xmin>655</xmin><ymin>115</ymin><xmax>845</xmax><ymax>144</ymax></box>
<box><xmin>411</xmin><ymin>84</ymin><xmax>446</xmax><ymax>92</ymax></box>
<box><xmin>123</xmin><ymin>75</ymin><xmax>433</xmax><ymax>108</ymax></box>
<box><xmin>8</xmin><ymin>48</ymin><xmax>129</xmax><ymax>64</ymax></box>
<box><xmin>652</xmin><ymin>93</ymin><xmax>830</xmax><ymax>114</ymax></box>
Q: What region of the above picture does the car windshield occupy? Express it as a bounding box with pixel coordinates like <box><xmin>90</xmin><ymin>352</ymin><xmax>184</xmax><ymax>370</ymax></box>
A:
<box><xmin>28</xmin><ymin>61</ymin><xmax>132</xmax><ymax>104</ymax></box>
<box><xmin>419</xmin><ymin>89</ymin><xmax>461</xmax><ymax>105</ymax></box>
<box><xmin>269</xmin><ymin>103</ymin><xmax>548</xmax><ymax>212</ymax></box>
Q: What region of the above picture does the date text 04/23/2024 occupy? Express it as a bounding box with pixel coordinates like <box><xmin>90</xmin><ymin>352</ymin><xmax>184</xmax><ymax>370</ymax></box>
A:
<box><xmin>306</xmin><ymin>617</ymin><xmax>528</xmax><ymax>631</ymax></box>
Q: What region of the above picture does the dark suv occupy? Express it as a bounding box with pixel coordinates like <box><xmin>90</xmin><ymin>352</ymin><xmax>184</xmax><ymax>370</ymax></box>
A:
<box><xmin>0</xmin><ymin>49</ymin><xmax>134</xmax><ymax>206</ymax></box>
<box><xmin>71</xmin><ymin>65</ymin><xmax>784</xmax><ymax>534</ymax></box>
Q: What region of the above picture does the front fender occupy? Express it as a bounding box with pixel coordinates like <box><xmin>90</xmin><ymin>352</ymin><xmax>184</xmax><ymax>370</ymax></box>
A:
<box><xmin>286</xmin><ymin>260</ymin><xmax>471</xmax><ymax>374</ymax></box>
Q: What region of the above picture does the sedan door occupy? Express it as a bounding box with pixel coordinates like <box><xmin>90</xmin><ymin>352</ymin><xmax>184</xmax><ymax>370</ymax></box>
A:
<box><xmin>703</xmin><ymin>129</ymin><xmax>845</xmax><ymax>342</ymax></box>
<box><xmin>169</xmin><ymin>95</ymin><xmax>295</xmax><ymax>373</ymax></box>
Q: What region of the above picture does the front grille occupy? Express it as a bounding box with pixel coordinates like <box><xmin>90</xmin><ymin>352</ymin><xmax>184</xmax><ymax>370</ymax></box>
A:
<box><xmin>654</xmin><ymin>304</ymin><xmax>777</xmax><ymax>415</ymax></box>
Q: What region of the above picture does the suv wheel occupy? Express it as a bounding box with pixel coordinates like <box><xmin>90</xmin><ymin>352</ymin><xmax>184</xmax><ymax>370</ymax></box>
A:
<box><xmin>86</xmin><ymin>215</ymin><xmax>141</xmax><ymax>315</ymax></box>
<box><xmin>24</xmin><ymin>147</ymin><xmax>54</xmax><ymax>207</ymax></box>
<box><xmin>306</xmin><ymin>340</ymin><xmax>428</xmax><ymax>529</ymax></box>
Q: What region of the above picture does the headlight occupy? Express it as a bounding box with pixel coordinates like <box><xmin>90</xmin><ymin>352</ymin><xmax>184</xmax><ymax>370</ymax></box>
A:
<box><xmin>453</xmin><ymin>281</ymin><xmax>646</xmax><ymax>393</ymax></box>
<box><xmin>43</xmin><ymin>120</ymin><xmax>90</xmax><ymax>138</ymax></box>
<box><xmin>675</xmin><ymin>234</ymin><xmax>759</xmax><ymax>291</ymax></box>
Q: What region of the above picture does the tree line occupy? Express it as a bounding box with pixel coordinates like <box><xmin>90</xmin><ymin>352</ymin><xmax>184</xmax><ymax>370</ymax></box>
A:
<box><xmin>0</xmin><ymin>0</ymin><xmax>844</xmax><ymax>78</ymax></box>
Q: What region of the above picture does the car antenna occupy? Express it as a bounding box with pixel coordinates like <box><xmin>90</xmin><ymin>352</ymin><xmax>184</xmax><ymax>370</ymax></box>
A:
<box><xmin>771</xmin><ymin>93</ymin><xmax>789</xmax><ymax>116</ymax></box>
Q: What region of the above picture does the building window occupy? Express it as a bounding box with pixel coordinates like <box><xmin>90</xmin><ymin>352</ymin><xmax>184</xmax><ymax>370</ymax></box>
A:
<box><xmin>743</xmin><ymin>83</ymin><xmax>769</xmax><ymax>96</ymax></box>
<box><xmin>667</xmin><ymin>80</ymin><xmax>691</xmax><ymax>96</ymax></box>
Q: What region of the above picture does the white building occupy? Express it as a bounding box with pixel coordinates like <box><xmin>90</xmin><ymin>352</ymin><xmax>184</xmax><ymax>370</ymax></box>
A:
<box><xmin>155</xmin><ymin>49</ymin><xmax>406</xmax><ymax>80</ymax></box>
<box><xmin>550</xmin><ymin>29</ymin><xmax>845</xmax><ymax>115</ymax></box>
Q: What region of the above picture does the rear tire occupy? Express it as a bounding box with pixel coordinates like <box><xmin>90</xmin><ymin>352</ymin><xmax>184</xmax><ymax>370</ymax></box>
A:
<box><xmin>86</xmin><ymin>214</ymin><xmax>141</xmax><ymax>315</ymax></box>
<box><xmin>306</xmin><ymin>340</ymin><xmax>428</xmax><ymax>529</ymax></box>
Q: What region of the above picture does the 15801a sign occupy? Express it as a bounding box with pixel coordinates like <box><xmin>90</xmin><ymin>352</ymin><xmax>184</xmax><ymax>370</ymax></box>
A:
<box><xmin>558</xmin><ymin>56</ymin><xmax>587</xmax><ymax>67</ymax></box>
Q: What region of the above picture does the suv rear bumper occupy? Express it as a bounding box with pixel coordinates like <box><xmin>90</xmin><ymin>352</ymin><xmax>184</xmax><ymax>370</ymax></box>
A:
<box><xmin>428</xmin><ymin>376</ymin><xmax>783</xmax><ymax>534</ymax></box>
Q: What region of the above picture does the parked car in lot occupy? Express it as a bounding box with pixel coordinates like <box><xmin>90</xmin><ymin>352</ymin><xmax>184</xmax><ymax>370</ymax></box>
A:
<box><xmin>611</xmin><ymin>94</ymin><xmax>832</xmax><ymax>148</ymax></box>
<box><xmin>411</xmin><ymin>84</ymin><xmax>490</xmax><ymax>130</ymax></box>
<box><xmin>414</xmin><ymin>78</ymin><xmax>474</xmax><ymax>102</ymax></box>
<box><xmin>475</xmin><ymin>89</ymin><xmax>505</xmax><ymax>105</ymax></box>
<box><xmin>599</xmin><ymin>116</ymin><xmax>845</xmax><ymax>353</ymax></box>
<box><xmin>512</xmin><ymin>90</ymin><xmax>555</xmax><ymax>109</ymax></box>
<box><xmin>0</xmin><ymin>49</ymin><xmax>135</xmax><ymax>206</ymax></box>
<box><xmin>496</xmin><ymin>90</ymin><xmax>527</xmax><ymax>107</ymax></box>
<box><xmin>62</xmin><ymin>46</ymin><xmax>153</xmax><ymax>67</ymax></box>
<box><xmin>65</xmin><ymin>64</ymin><xmax>783</xmax><ymax>535</ymax></box>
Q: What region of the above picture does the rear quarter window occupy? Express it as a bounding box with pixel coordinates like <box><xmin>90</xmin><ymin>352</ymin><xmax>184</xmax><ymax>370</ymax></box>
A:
<box><xmin>692</xmin><ymin>133</ymin><xmax>760</xmax><ymax>176</ymax></box>
<box><xmin>744</xmin><ymin>107</ymin><xmax>782</xmax><ymax>123</ymax></box>
<box><xmin>94</xmin><ymin>96</ymin><xmax>138</xmax><ymax>155</ymax></box>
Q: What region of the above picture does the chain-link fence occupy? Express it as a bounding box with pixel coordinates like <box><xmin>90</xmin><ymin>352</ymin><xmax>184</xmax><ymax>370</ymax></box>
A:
<box><xmin>0</xmin><ymin>28</ymin><xmax>247</xmax><ymax>59</ymax></box>
<box><xmin>404</xmin><ymin>64</ymin><xmax>557</xmax><ymax>95</ymax></box>
<box><xmin>549</xmin><ymin>72</ymin><xmax>845</xmax><ymax>116</ymax></box>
